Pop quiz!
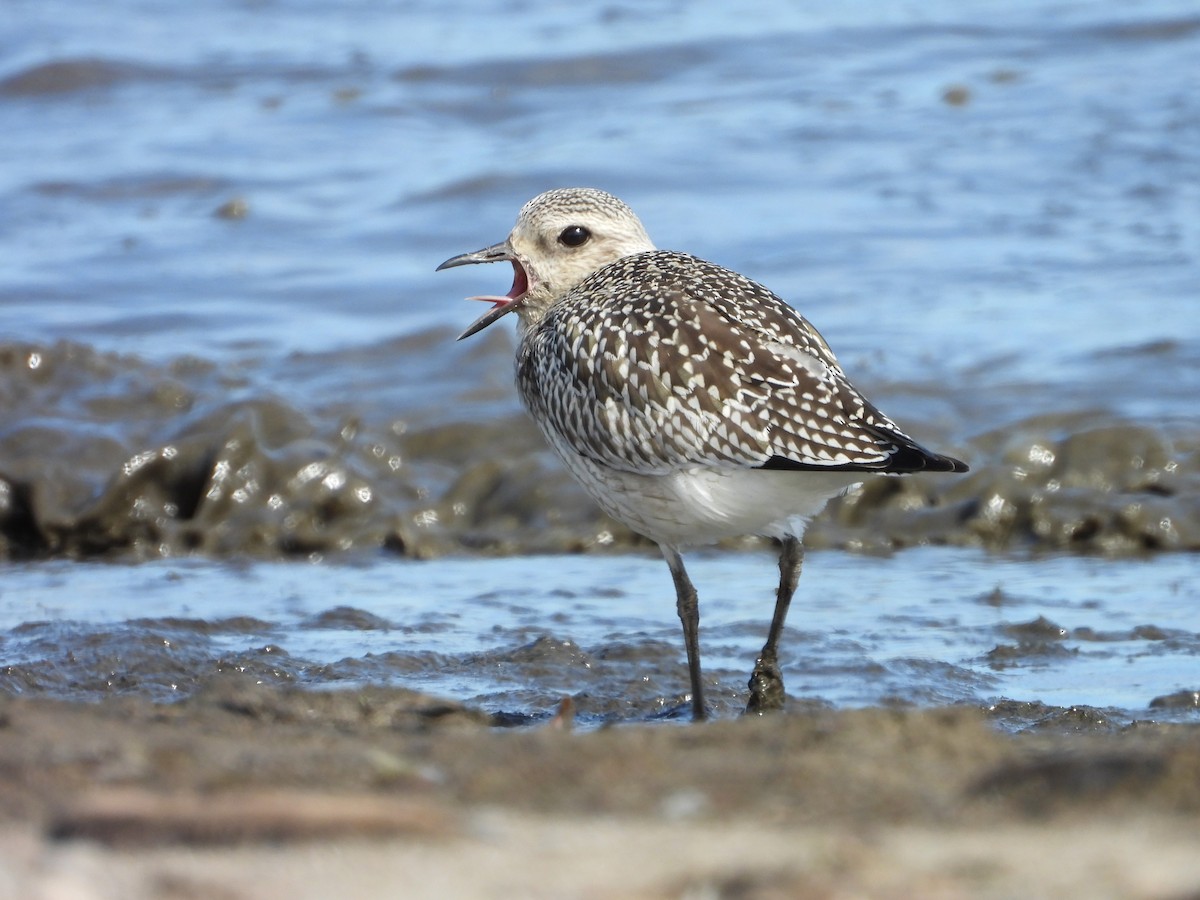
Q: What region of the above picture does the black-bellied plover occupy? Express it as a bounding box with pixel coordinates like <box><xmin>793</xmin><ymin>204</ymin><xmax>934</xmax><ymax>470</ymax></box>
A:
<box><xmin>438</xmin><ymin>187</ymin><xmax>968</xmax><ymax>721</ymax></box>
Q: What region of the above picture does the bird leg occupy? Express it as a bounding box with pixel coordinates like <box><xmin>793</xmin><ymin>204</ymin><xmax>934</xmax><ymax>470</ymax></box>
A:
<box><xmin>747</xmin><ymin>537</ymin><xmax>803</xmax><ymax>714</ymax></box>
<box><xmin>662</xmin><ymin>545</ymin><xmax>707</xmax><ymax>721</ymax></box>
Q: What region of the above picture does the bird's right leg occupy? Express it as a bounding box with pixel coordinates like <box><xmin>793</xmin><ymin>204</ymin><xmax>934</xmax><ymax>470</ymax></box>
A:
<box><xmin>746</xmin><ymin>536</ymin><xmax>803</xmax><ymax>714</ymax></box>
<box><xmin>662</xmin><ymin>545</ymin><xmax>707</xmax><ymax>721</ymax></box>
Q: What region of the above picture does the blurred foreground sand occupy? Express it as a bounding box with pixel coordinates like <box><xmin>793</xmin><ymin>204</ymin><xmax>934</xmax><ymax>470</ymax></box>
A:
<box><xmin>1</xmin><ymin>685</ymin><xmax>1197</xmax><ymax>899</ymax></box>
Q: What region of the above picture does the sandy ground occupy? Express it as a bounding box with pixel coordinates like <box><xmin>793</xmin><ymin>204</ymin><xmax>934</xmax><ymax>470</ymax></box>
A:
<box><xmin>1</xmin><ymin>684</ymin><xmax>1198</xmax><ymax>899</ymax></box>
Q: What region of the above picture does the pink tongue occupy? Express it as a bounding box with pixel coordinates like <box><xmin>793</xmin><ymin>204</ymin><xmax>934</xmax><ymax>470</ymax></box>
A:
<box><xmin>466</xmin><ymin>295</ymin><xmax>510</xmax><ymax>309</ymax></box>
<box><xmin>465</xmin><ymin>262</ymin><xmax>527</xmax><ymax>309</ymax></box>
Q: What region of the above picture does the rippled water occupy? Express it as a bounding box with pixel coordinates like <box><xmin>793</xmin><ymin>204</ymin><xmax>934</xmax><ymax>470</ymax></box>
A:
<box><xmin>1</xmin><ymin>1</ymin><xmax>1197</xmax><ymax>719</ymax></box>
<box><xmin>5</xmin><ymin>2</ymin><xmax>1198</xmax><ymax>374</ymax></box>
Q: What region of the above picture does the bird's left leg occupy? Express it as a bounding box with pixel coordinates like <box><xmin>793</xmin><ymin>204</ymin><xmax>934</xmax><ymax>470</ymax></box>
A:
<box><xmin>746</xmin><ymin>536</ymin><xmax>803</xmax><ymax>714</ymax></box>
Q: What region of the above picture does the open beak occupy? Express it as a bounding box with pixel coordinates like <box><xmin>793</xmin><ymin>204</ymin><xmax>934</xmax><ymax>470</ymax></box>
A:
<box><xmin>437</xmin><ymin>241</ymin><xmax>530</xmax><ymax>340</ymax></box>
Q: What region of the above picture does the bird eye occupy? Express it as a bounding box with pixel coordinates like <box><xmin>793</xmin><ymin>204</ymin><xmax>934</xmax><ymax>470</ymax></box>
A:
<box><xmin>558</xmin><ymin>225</ymin><xmax>591</xmax><ymax>247</ymax></box>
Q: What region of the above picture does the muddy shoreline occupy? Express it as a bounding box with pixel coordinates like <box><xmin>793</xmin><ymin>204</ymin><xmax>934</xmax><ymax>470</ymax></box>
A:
<box><xmin>1</xmin><ymin>685</ymin><xmax>1199</xmax><ymax>897</ymax></box>
<box><xmin>3</xmin><ymin>337</ymin><xmax>1199</xmax><ymax>563</ymax></box>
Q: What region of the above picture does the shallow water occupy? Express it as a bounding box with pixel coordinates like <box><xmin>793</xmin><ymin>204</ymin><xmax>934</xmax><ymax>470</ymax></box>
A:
<box><xmin>2</xmin><ymin>548</ymin><xmax>1196</xmax><ymax>727</ymax></box>
<box><xmin>4</xmin><ymin>2</ymin><xmax>1198</xmax><ymax>377</ymax></box>
<box><xmin>1</xmin><ymin>3</ymin><xmax>1198</xmax><ymax>722</ymax></box>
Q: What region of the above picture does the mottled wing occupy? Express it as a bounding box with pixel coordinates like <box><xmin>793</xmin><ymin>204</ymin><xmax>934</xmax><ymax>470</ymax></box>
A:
<box><xmin>518</xmin><ymin>250</ymin><xmax>955</xmax><ymax>475</ymax></box>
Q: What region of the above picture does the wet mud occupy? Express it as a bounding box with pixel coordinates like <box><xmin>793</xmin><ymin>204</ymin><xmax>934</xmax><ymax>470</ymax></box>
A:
<box><xmin>3</xmin><ymin>337</ymin><xmax>1197</xmax><ymax>562</ymax></box>
<box><xmin>3</xmin><ymin>4</ymin><xmax>1200</xmax><ymax>892</ymax></box>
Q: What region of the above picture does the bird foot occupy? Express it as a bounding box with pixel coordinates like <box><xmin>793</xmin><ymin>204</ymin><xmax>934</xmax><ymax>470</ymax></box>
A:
<box><xmin>745</xmin><ymin>654</ymin><xmax>786</xmax><ymax>714</ymax></box>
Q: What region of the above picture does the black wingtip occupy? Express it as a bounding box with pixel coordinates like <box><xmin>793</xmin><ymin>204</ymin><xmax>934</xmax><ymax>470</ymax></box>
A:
<box><xmin>877</xmin><ymin>443</ymin><xmax>969</xmax><ymax>474</ymax></box>
<box><xmin>941</xmin><ymin>455</ymin><xmax>970</xmax><ymax>474</ymax></box>
<box><xmin>758</xmin><ymin>445</ymin><xmax>968</xmax><ymax>475</ymax></box>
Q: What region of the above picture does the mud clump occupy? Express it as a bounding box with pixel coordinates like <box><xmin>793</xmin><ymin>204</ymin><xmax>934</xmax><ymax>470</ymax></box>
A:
<box><xmin>937</xmin><ymin>421</ymin><xmax>1200</xmax><ymax>554</ymax></box>
<box><xmin>2</xmin><ymin>339</ymin><xmax>1198</xmax><ymax>561</ymax></box>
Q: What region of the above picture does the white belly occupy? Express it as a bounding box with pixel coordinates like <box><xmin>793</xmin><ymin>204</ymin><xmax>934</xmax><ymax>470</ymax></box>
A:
<box><xmin>557</xmin><ymin>451</ymin><xmax>862</xmax><ymax>549</ymax></box>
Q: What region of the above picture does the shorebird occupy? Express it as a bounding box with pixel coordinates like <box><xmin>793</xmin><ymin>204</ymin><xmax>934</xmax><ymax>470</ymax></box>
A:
<box><xmin>438</xmin><ymin>188</ymin><xmax>967</xmax><ymax>720</ymax></box>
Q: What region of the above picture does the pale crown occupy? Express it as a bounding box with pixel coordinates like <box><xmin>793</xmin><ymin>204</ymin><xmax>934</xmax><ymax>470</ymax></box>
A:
<box><xmin>509</xmin><ymin>188</ymin><xmax>656</xmax><ymax>315</ymax></box>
